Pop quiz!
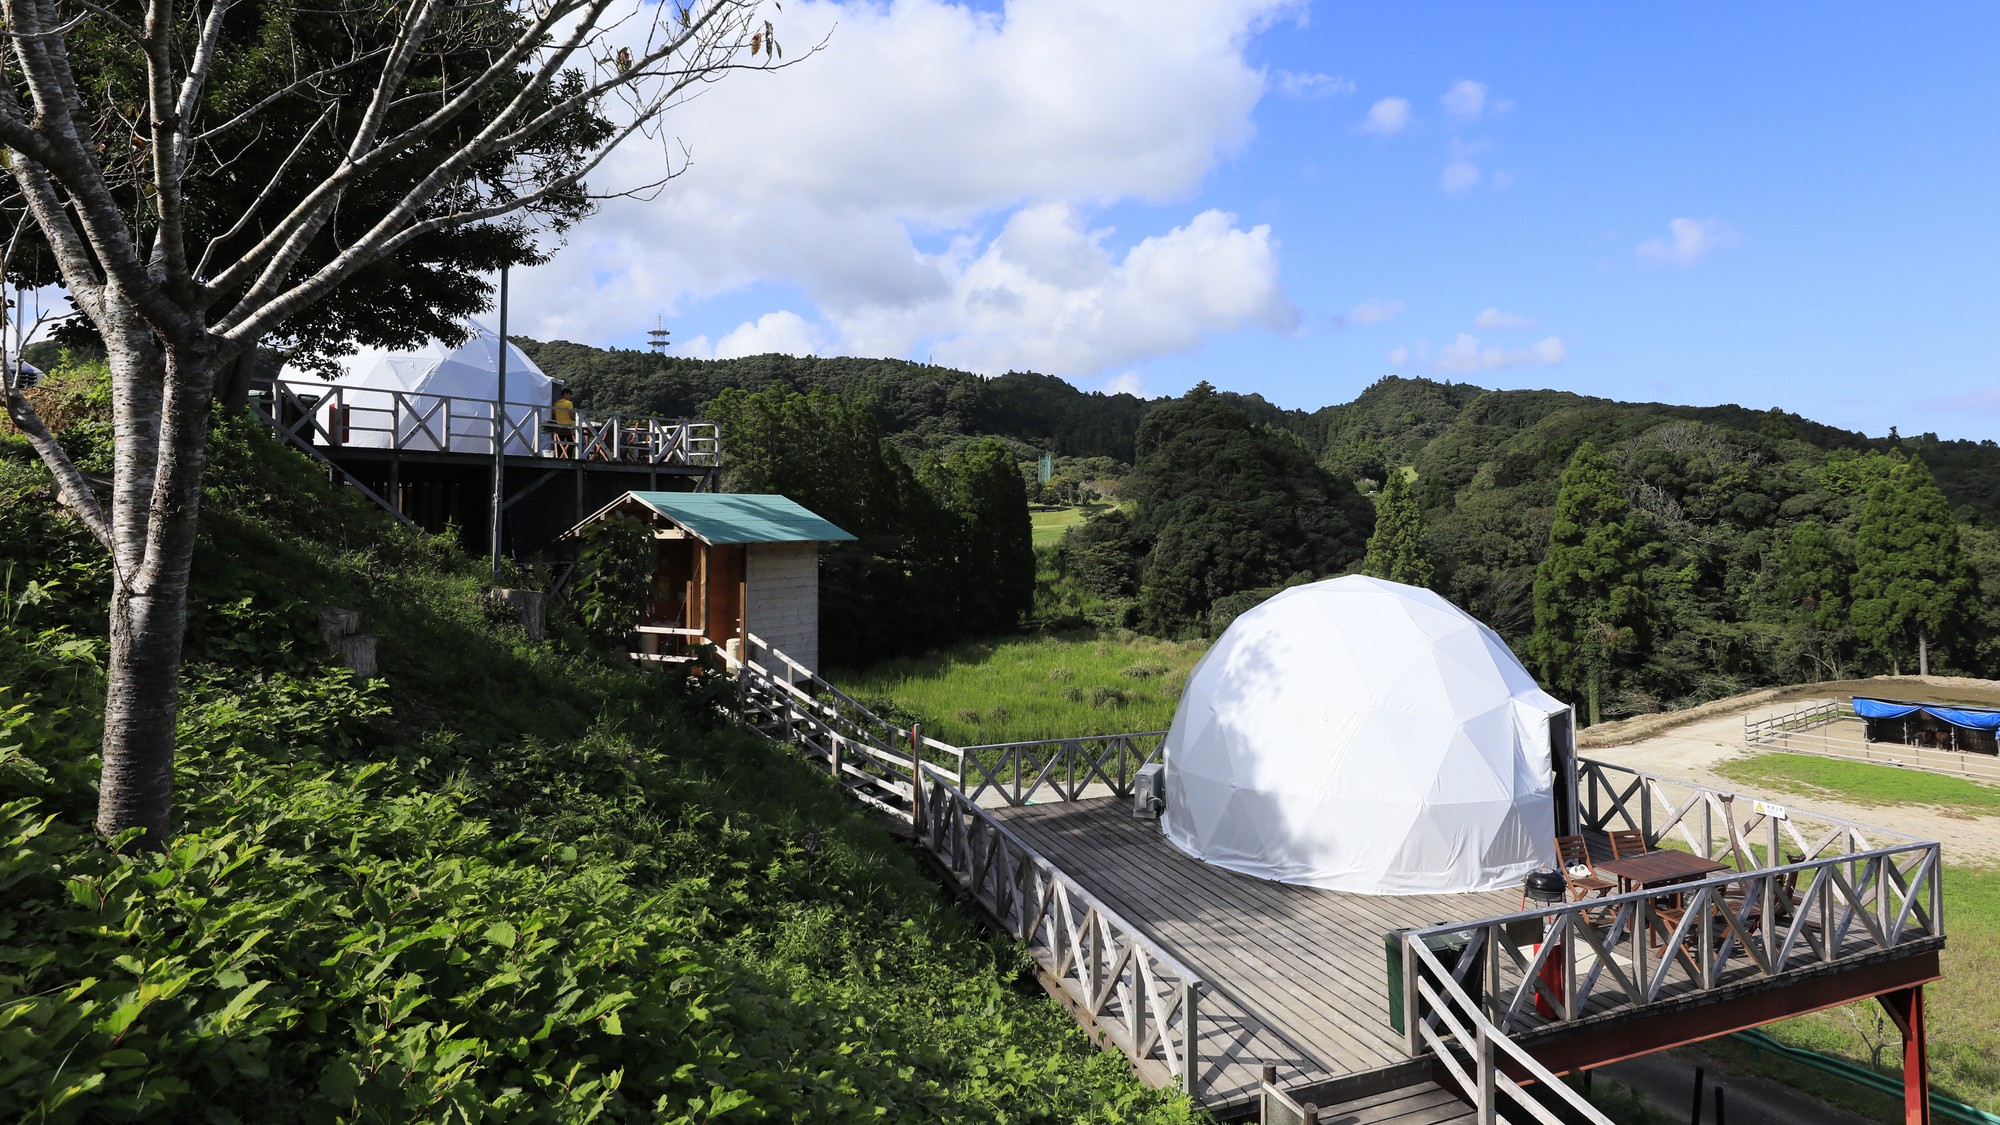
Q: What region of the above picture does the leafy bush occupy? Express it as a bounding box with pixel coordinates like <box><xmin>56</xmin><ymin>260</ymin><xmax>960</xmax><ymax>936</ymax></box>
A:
<box><xmin>0</xmin><ymin>429</ymin><xmax>1200</xmax><ymax>1123</ymax></box>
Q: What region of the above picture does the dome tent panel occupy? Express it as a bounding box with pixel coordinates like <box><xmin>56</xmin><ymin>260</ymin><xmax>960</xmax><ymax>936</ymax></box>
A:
<box><xmin>1161</xmin><ymin>575</ymin><xmax>1570</xmax><ymax>896</ymax></box>
<box><xmin>304</xmin><ymin>320</ymin><xmax>556</xmax><ymax>455</ymax></box>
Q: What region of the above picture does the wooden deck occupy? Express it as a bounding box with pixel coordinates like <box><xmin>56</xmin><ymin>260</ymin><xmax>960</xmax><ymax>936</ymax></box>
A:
<box><xmin>991</xmin><ymin>797</ymin><xmax>1518</xmax><ymax>1112</ymax></box>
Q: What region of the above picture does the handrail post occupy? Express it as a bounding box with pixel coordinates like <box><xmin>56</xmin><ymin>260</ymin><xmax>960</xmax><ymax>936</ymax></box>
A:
<box><xmin>910</xmin><ymin>723</ymin><xmax>925</xmax><ymax>833</ymax></box>
<box><xmin>1476</xmin><ymin>1020</ymin><xmax>1496</xmax><ymax>1124</ymax></box>
<box><xmin>1181</xmin><ymin>979</ymin><xmax>1200</xmax><ymax>1102</ymax></box>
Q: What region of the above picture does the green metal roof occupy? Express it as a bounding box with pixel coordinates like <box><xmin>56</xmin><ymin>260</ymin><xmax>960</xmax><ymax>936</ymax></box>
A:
<box><xmin>625</xmin><ymin>492</ymin><xmax>855</xmax><ymax>545</ymax></box>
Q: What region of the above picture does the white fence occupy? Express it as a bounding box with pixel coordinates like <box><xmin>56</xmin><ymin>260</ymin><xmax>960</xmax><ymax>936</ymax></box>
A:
<box><xmin>1746</xmin><ymin>701</ymin><xmax>2000</xmax><ymax>782</ymax></box>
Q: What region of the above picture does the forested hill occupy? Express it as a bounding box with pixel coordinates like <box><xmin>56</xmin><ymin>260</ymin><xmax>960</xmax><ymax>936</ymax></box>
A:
<box><xmin>519</xmin><ymin>341</ymin><xmax>1150</xmax><ymax>461</ymax></box>
<box><xmin>519</xmin><ymin>341</ymin><xmax>2000</xmax><ymax>528</ymax></box>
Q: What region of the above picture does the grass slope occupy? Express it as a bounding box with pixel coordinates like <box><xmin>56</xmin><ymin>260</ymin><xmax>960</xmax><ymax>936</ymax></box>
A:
<box><xmin>838</xmin><ymin>633</ymin><xmax>1208</xmax><ymax>746</ymax></box>
<box><xmin>0</xmin><ymin>404</ymin><xmax>1199</xmax><ymax>1121</ymax></box>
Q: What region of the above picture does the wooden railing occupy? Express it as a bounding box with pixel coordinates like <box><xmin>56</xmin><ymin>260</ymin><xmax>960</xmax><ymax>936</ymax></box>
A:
<box><xmin>918</xmin><ymin>760</ymin><xmax>1205</xmax><ymax>1098</ymax></box>
<box><xmin>250</xmin><ymin>377</ymin><xmax>720</xmax><ymax>467</ymax></box>
<box><xmin>732</xmin><ymin>633</ymin><xmax>963</xmax><ymax>822</ymax></box>
<box><xmin>1404</xmin><ymin>940</ymin><xmax>1613</xmax><ymax>1124</ymax></box>
<box><xmin>1746</xmin><ymin>704</ymin><xmax>2000</xmax><ymax>782</ymax></box>
<box><xmin>956</xmin><ymin>733</ymin><xmax>1167</xmax><ymax>806</ymax></box>
<box><xmin>1396</xmin><ymin>758</ymin><xmax>1943</xmax><ymax>1049</ymax></box>
<box><xmin>1745</xmin><ymin>701</ymin><xmax>1843</xmax><ymax>745</ymax></box>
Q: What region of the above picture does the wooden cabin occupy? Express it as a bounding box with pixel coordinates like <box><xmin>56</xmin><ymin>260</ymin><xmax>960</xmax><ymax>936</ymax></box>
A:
<box><xmin>568</xmin><ymin>492</ymin><xmax>854</xmax><ymax>673</ymax></box>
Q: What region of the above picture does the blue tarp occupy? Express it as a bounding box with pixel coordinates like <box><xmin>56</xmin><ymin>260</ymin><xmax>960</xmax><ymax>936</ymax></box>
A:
<box><xmin>1853</xmin><ymin>697</ymin><xmax>2000</xmax><ymax>731</ymax></box>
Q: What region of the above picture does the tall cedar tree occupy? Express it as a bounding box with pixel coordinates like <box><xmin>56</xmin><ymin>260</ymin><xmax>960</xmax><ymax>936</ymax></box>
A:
<box><xmin>926</xmin><ymin>439</ymin><xmax>1036</xmax><ymax>637</ymax></box>
<box><xmin>1770</xmin><ymin>518</ymin><xmax>1852</xmax><ymax>680</ymax></box>
<box><xmin>1361</xmin><ymin>470</ymin><xmax>1434</xmax><ymax>587</ymax></box>
<box><xmin>1851</xmin><ymin>457</ymin><xmax>1972</xmax><ymax>675</ymax></box>
<box><xmin>1529</xmin><ymin>442</ymin><xmax>1649</xmax><ymax>723</ymax></box>
<box><xmin>705</xmin><ymin>385</ymin><xmax>952</xmax><ymax>664</ymax></box>
<box><xmin>1126</xmin><ymin>383</ymin><xmax>1372</xmax><ymax>635</ymax></box>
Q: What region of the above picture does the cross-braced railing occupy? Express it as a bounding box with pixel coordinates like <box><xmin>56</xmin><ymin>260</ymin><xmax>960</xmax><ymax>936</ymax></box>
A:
<box><xmin>919</xmin><ymin>761</ymin><xmax>1205</xmax><ymax>1098</ymax></box>
<box><xmin>1402</xmin><ymin>940</ymin><xmax>1613</xmax><ymax>1125</ymax></box>
<box><xmin>250</xmin><ymin>377</ymin><xmax>721</xmax><ymax>466</ymax></box>
<box><xmin>957</xmin><ymin>733</ymin><xmax>1168</xmax><ymax>806</ymax></box>
<box><xmin>1398</xmin><ymin>758</ymin><xmax>1943</xmax><ymax>1052</ymax></box>
<box><xmin>731</xmin><ymin>633</ymin><xmax>963</xmax><ymax>823</ymax></box>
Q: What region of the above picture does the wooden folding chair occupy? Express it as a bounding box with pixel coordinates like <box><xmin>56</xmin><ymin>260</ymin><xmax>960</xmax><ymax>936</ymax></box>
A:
<box><xmin>1555</xmin><ymin>835</ymin><xmax>1615</xmax><ymax>907</ymax></box>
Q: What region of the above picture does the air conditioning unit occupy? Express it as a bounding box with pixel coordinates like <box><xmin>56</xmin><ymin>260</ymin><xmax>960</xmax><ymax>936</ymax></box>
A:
<box><xmin>1132</xmin><ymin>763</ymin><xmax>1166</xmax><ymax>820</ymax></box>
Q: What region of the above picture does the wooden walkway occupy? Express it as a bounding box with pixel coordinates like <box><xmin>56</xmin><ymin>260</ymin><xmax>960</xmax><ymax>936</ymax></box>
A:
<box><xmin>991</xmin><ymin>797</ymin><xmax>1520</xmax><ymax>1112</ymax></box>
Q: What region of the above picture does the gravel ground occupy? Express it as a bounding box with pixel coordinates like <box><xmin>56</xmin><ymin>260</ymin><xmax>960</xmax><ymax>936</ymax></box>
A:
<box><xmin>1581</xmin><ymin>684</ymin><xmax>2000</xmax><ymax>866</ymax></box>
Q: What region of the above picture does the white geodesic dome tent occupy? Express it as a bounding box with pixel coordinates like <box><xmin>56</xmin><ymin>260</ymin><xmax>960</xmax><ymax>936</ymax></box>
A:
<box><xmin>1161</xmin><ymin>575</ymin><xmax>1571</xmax><ymax>896</ymax></box>
<box><xmin>296</xmin><ymin>320</ymin><xmax>554</xmax><ymax>455</ymax></box>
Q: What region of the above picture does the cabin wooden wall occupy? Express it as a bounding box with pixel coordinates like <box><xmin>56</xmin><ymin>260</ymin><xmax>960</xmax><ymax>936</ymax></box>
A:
<box><xmin>745</xmin><ymin>542</ymin><xmax>820</xmax><ymax>673</ymax></box>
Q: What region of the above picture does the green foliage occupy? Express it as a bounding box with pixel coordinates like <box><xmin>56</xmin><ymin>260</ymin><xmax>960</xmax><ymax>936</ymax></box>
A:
<box><xmin>572</xmin><ymin>515</ymin><xmax>655</xmax><ymax>647</ymax></box>
<box><xmin>1359</xmin><ymin>470</ymin><xmax>1433</xmax><ymax>587</ymax></box>
<box><xmin>840</xmin><ymin>632</ymin><xmax>1205</xmax><ymax>745</ymax></box>
<box><xmin>1124</xmin><ymin>383</ymin><xmax>1372</xmax><ymax>636</ymax></box>
<box><xmin>0</xmin><ymin>422</ymin><xmax>1200</xmax><ymax>1124</ymax></box>
<box><xmin>1851</xmin><ymin>457</ymin><xmax>1974</xmax><ymax>672</ymax></box>
<box><xmin>1529</xmin><ymin>443</ymin><xmax>1651</xmax><ymax>723</ymax></box>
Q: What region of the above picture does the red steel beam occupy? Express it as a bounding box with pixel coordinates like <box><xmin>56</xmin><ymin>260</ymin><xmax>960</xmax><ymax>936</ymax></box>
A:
<box><xmin>1878</xmin><ymin>985</ymin><xmax>1932</xmax><ymax>1125</ymax></box>
<box><xmin>1520</xmin><ymin>951</ymin><xmax>1941</xmax><ymax>1075</ymax></box>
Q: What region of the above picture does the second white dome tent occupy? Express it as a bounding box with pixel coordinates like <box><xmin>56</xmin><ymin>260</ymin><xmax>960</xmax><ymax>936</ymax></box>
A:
<box><xmin>1160</xmin><ymin>575</ymin><xmax>1573</xmax><ymax>895</ymax></box>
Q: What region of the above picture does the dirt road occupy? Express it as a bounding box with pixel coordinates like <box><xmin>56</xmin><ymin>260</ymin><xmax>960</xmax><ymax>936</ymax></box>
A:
<box><xmin>1583</xmin><ymin>691</ymin><xmax>2000</xmax><ymax>867</ymax></box>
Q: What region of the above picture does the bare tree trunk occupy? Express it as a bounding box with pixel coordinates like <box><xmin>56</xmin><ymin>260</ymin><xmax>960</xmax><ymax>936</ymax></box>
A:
<box><xmin>96</xmin><ymin>322</ymin><xmax>220</xmax><ymax>846</ymax></box>
<box><xmin>218</xmin><ymin>346</ymin><xmax>258</xmax><ymax>415</ymax></box>
<box><xmin>1918</xmin><ymin>629</ymin><xmax>1929</xmax><ymax>678</ymax></box>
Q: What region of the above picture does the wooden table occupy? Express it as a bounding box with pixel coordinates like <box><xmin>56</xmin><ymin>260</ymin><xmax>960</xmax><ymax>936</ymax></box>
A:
<box><xmin>1598</xmin><ymin>851</ymin><xmax>1731</xmax><ymax>891</ymax></box>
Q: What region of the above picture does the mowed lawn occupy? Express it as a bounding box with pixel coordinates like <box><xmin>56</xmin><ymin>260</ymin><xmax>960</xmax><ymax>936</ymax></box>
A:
<box><xmin>838</xmin><ymin>631</ymin><xmax>1208</xmax><ymax>745</ymax></box>
<box><xmin>1029</xmin><ymin>505</ymin><xmax>1089</xmax><ymax>547</ymax></box>
<box><xmin>1714</xmin><ymin>752</ymin><xmax>2000</xmax><ymax>818</ymax></box>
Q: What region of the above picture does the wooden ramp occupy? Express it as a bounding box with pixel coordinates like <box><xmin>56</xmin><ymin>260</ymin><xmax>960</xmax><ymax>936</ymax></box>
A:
<box><xmin>990</xmin><ymin>797</ymin><xmax>1519</xmax><ymax>1112</ymax></box>
<box><xmin>1314</xmin><ymin>1084</ymin><xmax>1476</xmax><ymax>1124</ymax></box>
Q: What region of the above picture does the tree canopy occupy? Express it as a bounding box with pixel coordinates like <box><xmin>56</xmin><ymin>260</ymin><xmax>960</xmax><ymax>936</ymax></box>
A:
<box><xmin>1851</xmin><ymin>457</ymin><xmax>1974</xmax><ymax>675</ymax></box>
<box><xmin>1529</xmin><ymin>443</ymin><xmax>1650</xmax><ymax>723</ymax></box>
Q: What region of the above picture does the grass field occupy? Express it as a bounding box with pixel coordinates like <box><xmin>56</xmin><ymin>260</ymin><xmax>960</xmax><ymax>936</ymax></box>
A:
<box><xmin>1028</xmin><ymin>502</ymin><xmax>1116</xmax><ymax>547</ymax></box>
<box><xmin>1737</xmin><ymin>864</ymin><xmax>2000</xmax><ymax>1118</ymax></box>
<box><xmin>838</xmin><ymin>630</ymin><xmax>1208</xmax><ymax>745</ymax></box>
<box><xmin>1714</xmin><ymin>752</ymin><xmax>2000</xmax><ymax>818</ymax></box>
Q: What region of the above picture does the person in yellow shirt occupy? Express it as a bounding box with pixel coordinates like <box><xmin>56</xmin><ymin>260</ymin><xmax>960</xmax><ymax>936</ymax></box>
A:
<box><xmin>548</xmin><ymin>386</ymin><xmax>576</xmax><ymax>456</ymax></box>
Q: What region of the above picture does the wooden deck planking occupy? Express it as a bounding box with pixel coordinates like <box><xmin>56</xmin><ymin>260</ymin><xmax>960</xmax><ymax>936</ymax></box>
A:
<box><xmin>1316</xmin><ymin>1083</ymin><xmax>1476</xmax><ymax>1124</ymax></box>
<box><xmin>989</xmin><ymin>797</ymin><xmax>1930</xmax><ymax>1114</ymax></box>
<box><xmin>991</xmin><ymin>797</ymin><xmax>1521</xmax><ymax>1106</ymax></box>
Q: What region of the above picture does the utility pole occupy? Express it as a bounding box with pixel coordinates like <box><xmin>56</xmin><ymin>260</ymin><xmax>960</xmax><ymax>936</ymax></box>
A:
<box><xmin>490</xmin><ymin>265</ymin><xmax>509</xmax><ymax>581</ymax></box>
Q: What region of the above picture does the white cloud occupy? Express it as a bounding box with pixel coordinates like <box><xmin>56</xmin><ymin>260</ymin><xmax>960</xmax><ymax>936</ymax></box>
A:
<box><xmin>1440</xmin><ymin>159</ymin><xmax>1482</xmax><ymax>194</ymax></box>
<box><xmin>1636</xmin><ymin>217</ymin><xmax>1740</xmax><ymax>268</ymax></box>
<box><xmin>1441</xmin><ymin>79</ymin><xmax>1487</xmax><ymax>122</ymax></box>
<box><xmin>1346</xmin><ymin>297</ymin><xmax>1406</xmax><ymax>326</ymax></box>
<box><xmin>713</xmin><ymin>311</ymin><xmax>826</xmax><ymax>359</ymax></box>
<box><xmin>1103</xmin><ymin>371</ymin><xmax>1146</xmax><ymax>397</ymax></box>
<box><xmin>499</xmin><ymin>0</ymin><xmax>1303</xmax><ymax>377</ymax></box>
<box><xmin>1472</xmin><ymin>308</ymin><xmax>1535</xmax><ymax>330</ymax></box>
<box><xmin>1277</xmin><ymin>71</ymin><xmax>1354</xmax><ymax>99</ymax></box>
<box><xmin>1431</xmin><ymin>332</ymin><xmax>1568</xmax><ymax>373</ymax></box>
<box><xmin>883</xmin><ymin>204</ymin><xmax>1297</xmax><ymax>376</ymax></box>
<box><xmin>1387</xmin><ymin>346</ymin><xmax>1410</xmax><ymax>367</ymax></box>
<box><xmin>1359</xmin><ymin>97</ymin><xmax>1413</xmax><ymax>135</ymax></box>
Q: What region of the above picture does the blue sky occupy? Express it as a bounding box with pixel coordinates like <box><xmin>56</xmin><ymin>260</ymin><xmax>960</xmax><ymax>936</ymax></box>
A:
<box><xmin>498</xmin><ymin>1</ymin><xmax>2000</xmax><ymax>441</ymax></box>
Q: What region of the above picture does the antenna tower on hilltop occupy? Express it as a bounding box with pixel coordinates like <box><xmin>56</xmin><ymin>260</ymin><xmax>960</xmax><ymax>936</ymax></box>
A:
<box><xmin>647</xmin><ymin>316</ymin><xmax>671</xmax><ymax>354</ymax></box>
